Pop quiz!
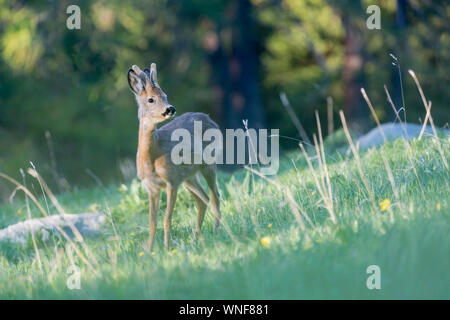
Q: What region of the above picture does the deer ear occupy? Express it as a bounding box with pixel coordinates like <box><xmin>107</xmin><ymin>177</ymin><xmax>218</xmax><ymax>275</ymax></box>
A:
<box><xmin>149</xmin><ymin>63</ymin><xmax>158</xmax><ymax>87</ymax></box>
<box><xmin>128</xmin><ymin>67</ymin><xmax>145</xmax><ymax>94</ymax></box>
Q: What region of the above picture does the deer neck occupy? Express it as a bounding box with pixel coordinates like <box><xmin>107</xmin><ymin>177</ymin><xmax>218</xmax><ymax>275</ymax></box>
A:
<box><xmin>137</xmin><ymin>118</ymin><xmax>158</xmax><ymax>178</ymax></box>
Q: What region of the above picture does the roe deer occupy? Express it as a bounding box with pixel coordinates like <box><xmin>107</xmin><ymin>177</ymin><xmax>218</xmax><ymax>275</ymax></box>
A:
<box><xmin>127</xmin><ymin>63</ymin><xmax>221</xmax><ymax>251</ymax></box>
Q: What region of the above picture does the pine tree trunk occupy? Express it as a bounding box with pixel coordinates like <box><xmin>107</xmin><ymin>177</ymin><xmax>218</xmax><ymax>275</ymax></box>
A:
<box><xmin>206</xmin><ymin>0</ymin><xmax>264</xmax><ymax>131</ymax></box>
<box><xmin>342</xmin><ymin>4</ymin><xmax>368</xmax><ymax>132</ymax></box>
<box><xmin>389</xmin><ymin>0</ymin><xmax>408</xmax><ymax>121</ymax></box>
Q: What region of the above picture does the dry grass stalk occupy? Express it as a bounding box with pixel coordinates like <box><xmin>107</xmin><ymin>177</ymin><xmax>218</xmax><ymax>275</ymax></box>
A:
<box><xmin>20</xmin><ymin>169</ymin><xmax>43</xmax><ymax>275</ymax></box>
<box><xmin>361</xmin><ymin>88</ymin><xmax>399</xmax><ymax>202</ymax></box>
<box><xmin>360</xmin><ymin>88</ymin><xmax>386</xmax><ymax>141</ymax></box>
<box><xmin>0</xmin><ymin>172</ymin><xmax>98</xmax><ymax>275</ymax></box>
<box><xmin>299</xmin><ymin>139</ymin><xmax>336</xmax><ymax>224</ymax></box>
<box><xmin>66</xmin><ymin>243</ymin><xmax>76</xmax><ymax>267</ymax></box>
<box><xmin>244</xmin><ymin>123</ymin><xmax>262</xmax><ymax>238</ymax></box>
<box><xmin>384</xmin><ymin>85</ymin><xmax>409</xmax><ymax>136</ymax></box>
<box><xmin>244</xmin><ymin>165</ymin><xmax>313</xmax><ymax>236</ymax></box>
<box><xmin>327</xmin><ymin>97</ymin><xmax>334</xmax><ymax>136</ymax></box>
<box><xmin>315</xmin><ymin>111</ymin><xmax>334</xmax><ymax>210</ymax></box>
<box><xmin>384</xmin><ymin>85</ymin><xmax>426</xmax><ymax>198</ymax></box>
<box><xmin>402</xmin><ymin>139</ymin><xmax>426</xmax><ymax>198</ymax></box>
<box><xmin>418</xmin><ymin>101</ymin><xmax>432</xmax><ymax>140</ymax></box>
<box><xmin>48</xmin><ymin>248</ymin><xmax>64</xmax><ymax>281</ymax></box>
<box><xmin>27</xmin><ymin>168</ymin><xmax>99</xmax><ymax>266</ymax></box>
<box><xmin>28</xmin><ymin>169</ymin><xmax>82</xmax><ymax>238</ymax></box>
<box><xmin>279</xmin><ymin>92</ymin><xmax>312</xmax><ymax>145</ymax></box>
<box><xmin>338</xmin><ymin>111</ymin><xmax>378</xmax><ymax>211</ymax></box>
<box><xmin>406</xmin><ymin>70</ymin><xmax>432</xmax><ymax>140</ymax></box>
<box><xmin>408</xmin><ymin>70</ymin><xmax>448</xmax><ymax>169</ymax></box>
<box><xmin>107</xmin><ymin>247</ymin><xmax>118</xmax><ymax>278</ymax></box>
<box><xmin>312</xmin><ymin>134</ymin><xmax>327</xmax><ymax>192</ymax></box>
<box><xmin>299</xmin><ymin>142</ymin><xmax>328</xmax><ymax>203</ymax></box>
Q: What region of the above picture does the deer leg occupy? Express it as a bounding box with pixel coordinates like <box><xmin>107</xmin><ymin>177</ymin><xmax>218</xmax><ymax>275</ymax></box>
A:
<box><xmin>184</xmin><ymin>178</ymin><xmax>209</xmax><ymax>236</ymax></box>
<box><xmin>148</xmin><ymin>189</ymin><xmax>160</xmax><ymax>252</ymax></box>
<box><xmin>164</xmin><ymin>185</ymin><xmax>178</xmax><ymax>250</ymax></box>
<box><xmin>202</xmin><ymin>167</ymin><xmax>221</xmax><ymax>234</ymax></box>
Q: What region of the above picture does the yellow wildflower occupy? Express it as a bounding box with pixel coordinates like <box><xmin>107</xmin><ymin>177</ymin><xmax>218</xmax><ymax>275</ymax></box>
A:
<box><xmin>437</xmin><ymin>203</ymin><xmax>441</xmax><ymax>211</ymax></box>
<box><xmin>268</xmin><ymin>223</ymin><xmax>273</xmax><ymax>229</ymax></box>
<box><xmin>17</xmin><ymin>209</ymin><xmax>22</xmax><ymax>215</ymax></box>
<box><xmin>88</xmin><ymin>203</ymin><xmax>99</xmax><ymax>212</ymax></box>
<box><xmin>352</xmin><ymin>220</ymin><xmax>358</xmax><ymax>233</ymax></box>
<box><xmin>138</xmin><ymin>251</ymin><xmax>144</xmax><ymax>257</ymax></box>
<box><xmin>379</xmin><ymin>199</ymin><xmax>390</xmax><ymax>211</ymax></box>
<box><xmin>303</xmin><ymin>239</ymin><xmax>312</xmax><ymax>251</ymax></box>
<box><xmin>260</xmin><ymin>236</ymin><xmax>272</xmax><ymax>248</ymax></box>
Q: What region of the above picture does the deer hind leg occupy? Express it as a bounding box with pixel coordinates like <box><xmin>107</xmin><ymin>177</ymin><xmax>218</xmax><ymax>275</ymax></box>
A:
<box><xmin>202</xmin><ymin>166</ymin><xmax>221</xmax><ymax>233</ymax></box>
<box><xmin>184</xmin><ymin>177</ymin><xmax>209</xmax><ymax>236</ymax></box>
<box><xmin>164</xmin><ymin>184</ymin><xmax>178</xmax><ymax>250</ymax></box>
<box><xmin>148</xmin><ymin>189</ymin><xmax>160</xmax><ymax>252</ymax></box>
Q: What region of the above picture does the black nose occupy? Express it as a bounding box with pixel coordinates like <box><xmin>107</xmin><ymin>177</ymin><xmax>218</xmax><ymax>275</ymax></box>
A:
<box><xmin>162</xmin><ymin>106</ymin><xmax>176</xmax><ymax>117</ymax></box>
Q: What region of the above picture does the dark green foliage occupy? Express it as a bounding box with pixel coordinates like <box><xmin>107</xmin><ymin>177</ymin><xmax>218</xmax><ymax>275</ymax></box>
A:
<box><xmin>0</xmin><ymin>0</ymin><xmax>449</xmax><ymax>196</ymax></box>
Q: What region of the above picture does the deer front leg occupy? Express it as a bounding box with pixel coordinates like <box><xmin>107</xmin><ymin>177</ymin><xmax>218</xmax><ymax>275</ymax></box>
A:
<box><xmin>136</xmin><ymin>151</ymin><xmax>143</xmax><ymax>180</ymax></box>
<box><xmin>164</xmin><ymin>185</ymin><xmax>178</xmax><ymax>250</ymax></box>
<box><xmin>148</xmin><ymin>189</ymin><xmax>160</xmax><ymax>252</ymax></box>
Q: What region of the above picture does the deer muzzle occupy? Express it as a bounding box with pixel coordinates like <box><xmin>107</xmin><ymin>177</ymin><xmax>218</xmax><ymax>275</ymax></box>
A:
<box><xmin>162</xmin><ymin>105</ymin><xmax>176</xmax><ymax>118</ymax></box>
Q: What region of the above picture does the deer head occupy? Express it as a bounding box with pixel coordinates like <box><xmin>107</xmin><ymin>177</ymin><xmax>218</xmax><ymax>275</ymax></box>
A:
<box><xmin>127</xmin><ymin>63</ymin><xmax>176</xmax><ymax>124</ymax></box>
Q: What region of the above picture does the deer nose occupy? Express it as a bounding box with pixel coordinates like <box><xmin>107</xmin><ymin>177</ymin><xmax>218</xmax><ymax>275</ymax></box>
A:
<box><xmin>162</xmin><ymin>105</ymin><xmax>176</xmax><ymax>117</ymax></box>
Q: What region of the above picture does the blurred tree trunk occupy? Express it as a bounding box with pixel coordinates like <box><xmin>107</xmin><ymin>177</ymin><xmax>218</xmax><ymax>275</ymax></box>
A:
<box><xmin>342</xmin><ymin>2</ymin><xmax>368</xmax><ymax>132</ymax></box>
<box><xmin>389</xmin><ymin>0</ymin><xmax>408</xmax><ymax>121</ymax></box>
<box><xmin>205</xmin><ymin>0</ymin><xmax>264</xmax><ymax>130</ymax></box>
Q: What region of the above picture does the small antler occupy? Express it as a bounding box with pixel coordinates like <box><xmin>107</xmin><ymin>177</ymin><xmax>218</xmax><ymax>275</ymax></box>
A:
<box><xmin>131</xmin><ymin>65</ymin><xmax>141</xmax><ymax>73</ymax></box>
<box><xmin>149</xmin><ymin>63</ymin><xmax>158</xmax><ymax>87</ymax></box>
<box><xmin>131</xmin><ymin>65</ymin><xmax>150</xmax><ymax>87</ymax></box>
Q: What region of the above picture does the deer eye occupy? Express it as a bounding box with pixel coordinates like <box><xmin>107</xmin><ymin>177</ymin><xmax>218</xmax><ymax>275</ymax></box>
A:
<box><xmin>148</xmin><ymin>98</ymin><xmax>154</xmax><ymax>103</ymax></box>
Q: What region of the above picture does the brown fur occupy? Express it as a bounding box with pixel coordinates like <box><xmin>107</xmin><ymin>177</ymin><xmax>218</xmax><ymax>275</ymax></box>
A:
<box><xmin>128</xmin><ymin>63</ymin><xmax>221</xmax><ymax>251</ymax></box>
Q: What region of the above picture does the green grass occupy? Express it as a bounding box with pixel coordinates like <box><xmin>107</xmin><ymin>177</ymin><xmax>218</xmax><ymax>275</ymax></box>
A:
<box><xmin>0</xmin><ymin>134</ymin><xmax>449</xmax><ymax>299</ymax></box>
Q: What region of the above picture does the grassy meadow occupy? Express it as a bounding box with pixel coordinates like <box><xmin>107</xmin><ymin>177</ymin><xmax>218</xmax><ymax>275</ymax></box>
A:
<box><xmin>0</xmin><ymin>130</ymin><xmax>449</xmax><ymax>299</ymax></box>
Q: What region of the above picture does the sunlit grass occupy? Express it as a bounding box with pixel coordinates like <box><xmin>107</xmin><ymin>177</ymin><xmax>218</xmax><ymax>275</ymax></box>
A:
<box><xmin>0</xmin><ymin>134</ymin><xmax>449</xmax><ymax>299</ymax></box>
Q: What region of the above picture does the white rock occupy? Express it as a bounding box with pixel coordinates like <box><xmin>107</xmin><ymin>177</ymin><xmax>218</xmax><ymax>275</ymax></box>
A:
<box><xmin>356</xmin><ymin>122</ymin><xmax>449</xmax><ymax>149</ymax></box>
<box><xmin>0</xmin><ymin>212</ymin><xmax>105</xmax><ymax>244</ymax></box>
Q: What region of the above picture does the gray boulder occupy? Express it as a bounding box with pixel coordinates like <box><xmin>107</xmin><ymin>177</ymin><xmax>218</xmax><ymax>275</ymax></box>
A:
<box><xmin>356</xmin><ymin>122</ymin><xmax>449</xmax><ymax>149</ymax></box>
<box><xmin>0</xmin><ymin>212</ymin><xmax>105</xmax><ymax>244</ymax></box>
